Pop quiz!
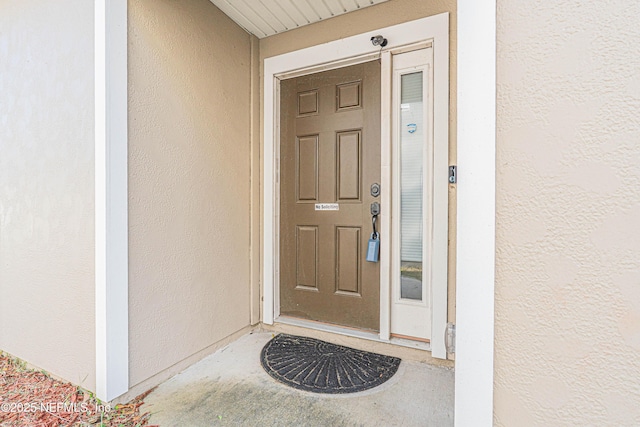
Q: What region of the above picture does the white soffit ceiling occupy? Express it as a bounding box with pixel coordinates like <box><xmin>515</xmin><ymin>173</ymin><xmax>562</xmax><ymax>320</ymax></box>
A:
<box><xmin>209</xmin><ymin>0</ymin><xmax>390</xmax><ymax>38</ymax></box>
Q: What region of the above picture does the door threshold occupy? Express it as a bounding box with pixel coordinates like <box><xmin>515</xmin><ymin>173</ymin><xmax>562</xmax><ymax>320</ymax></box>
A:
<box><xmin>275</xmin><ymin>316</ymin><xmax>432</xmax><ymax>352</ymax></box>
<box><xmin>391</xmin><ymin>333</ymin><xmax>431</xmax><ymax>343</ymax></box>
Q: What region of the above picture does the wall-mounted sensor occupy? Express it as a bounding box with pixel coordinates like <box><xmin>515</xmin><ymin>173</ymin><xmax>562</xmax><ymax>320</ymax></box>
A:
<box><xmin>370</xmin><ymin>35</ymin><xmax>388</xmax><ymax>47</ymax></box>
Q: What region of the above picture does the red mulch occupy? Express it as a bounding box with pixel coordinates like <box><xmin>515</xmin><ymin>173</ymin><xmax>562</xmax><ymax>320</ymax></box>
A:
<box><xmin>0</xmin><ymin>353</ymin><xmax>156</xmax><ymax>427</ymax></box>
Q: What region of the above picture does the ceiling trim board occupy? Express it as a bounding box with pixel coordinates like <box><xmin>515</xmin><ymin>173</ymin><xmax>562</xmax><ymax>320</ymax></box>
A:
<box><xmin>209</xmin><ymin>0</ymin><xmax>390</xmax><ymax>38</ymax></box>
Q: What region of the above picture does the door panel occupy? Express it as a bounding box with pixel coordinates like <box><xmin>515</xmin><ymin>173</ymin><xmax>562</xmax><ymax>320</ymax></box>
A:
<box><xmin>297</xmin><ymin>90</ymin><xmax>319</xmax><ymax>116</ymax></box>
<box><xmin>280</xmin><ymin>61</ymin><xmax>381</xmax><ymax>331</ymax></box>
<box><xmin>296</xmin><ymin>226</ymin><xmax>318</xmax><ymax>290</ymax></box>
<box><xmin>336</xmin><ymin>130</ymin><xmax>361</xmax><ymax>201</ymax></box>
<box><xmin>297</xmin><ymin>135</ymin><xmax>319</xmax><ymax>201</ymax></box>
<box><xmin>335</xmin><ymin>226</ymin><xmax>361</xmax><ymax>295</ymax></box>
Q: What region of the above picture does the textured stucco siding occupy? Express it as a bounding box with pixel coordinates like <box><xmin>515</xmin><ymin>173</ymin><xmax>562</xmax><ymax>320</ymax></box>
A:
<box><xmin>128</xmin><ymin>0</ymin><xmax>253</xmax><ymax>387</ymax></box>
<box><xmin>495</xmin><ymin>1</ymin><xmax>640</xmax><ymax>425</ymax></box>
<box><xmin>0</xmin><ymin>1</ymin><xmax>96</xmax><ymax>391</ymax></box>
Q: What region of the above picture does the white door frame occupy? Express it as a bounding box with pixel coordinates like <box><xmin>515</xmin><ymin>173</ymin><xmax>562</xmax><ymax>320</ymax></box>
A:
<box><xmin>263</xmin><ymin>6</ymin><xmax>496</xmax><ymax>426</ymax></box>
<box><xmin>263</xmin><ymin>14</ymin><xmax>449</xmax><ymax>358</ymax></box>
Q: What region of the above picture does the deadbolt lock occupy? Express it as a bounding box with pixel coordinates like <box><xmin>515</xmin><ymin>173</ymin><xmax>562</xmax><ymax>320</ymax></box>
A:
<box><xmin>370</xmin><ymin>183</ymin><xmax>380</xmax><ymax>197</ymax></box>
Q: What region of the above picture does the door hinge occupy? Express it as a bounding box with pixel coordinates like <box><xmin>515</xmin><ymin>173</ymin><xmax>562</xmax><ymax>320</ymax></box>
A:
<box><xmin>448</xmin><ymin>165</ymin><xmax>457</xmax><ymax>184</ymax></box>
<box><xmin>445</xmin><ymin>322</ymin><xmax>456</xmax><ymax>354</ymax></box>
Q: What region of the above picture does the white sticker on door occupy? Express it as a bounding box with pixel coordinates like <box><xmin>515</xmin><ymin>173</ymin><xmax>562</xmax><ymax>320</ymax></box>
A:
<box><xmin>315</xmin><ymin>203</ymin><xmax>339</xmax><ymax>211</ymax></box>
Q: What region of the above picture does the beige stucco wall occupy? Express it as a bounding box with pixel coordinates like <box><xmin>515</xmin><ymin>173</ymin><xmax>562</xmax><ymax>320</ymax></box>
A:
<box><xmin>0</xmin><ymin>1</ymin><xmax>96</xmax><ymax>391</ymax></box>
<box><xmin>495</xmin><ymin>1</ymin><xmax>640</xmax><ymax>425</ymax></box>
<box><xmin>258</xmin><ymin>0</ymin><xmax>458</xmax><ymax>328</ymax></box>
<box><xmin>128</xmin><ymin>0</ymin><xmax>253</xmax><ymax>387</ymax></box>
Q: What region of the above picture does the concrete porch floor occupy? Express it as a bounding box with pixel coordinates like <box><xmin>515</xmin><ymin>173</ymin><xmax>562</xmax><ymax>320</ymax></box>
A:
<box><xmin>142</xmin><ymin>331</ymin><xmax>454</xmax><ymax>426</ymax></box>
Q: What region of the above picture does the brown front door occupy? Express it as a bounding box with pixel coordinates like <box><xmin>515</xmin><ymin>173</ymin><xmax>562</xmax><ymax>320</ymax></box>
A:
<box><xmin>279</xmin><ymin>61</ymin><xmax>381</xmax><ymax>331</ymax></box>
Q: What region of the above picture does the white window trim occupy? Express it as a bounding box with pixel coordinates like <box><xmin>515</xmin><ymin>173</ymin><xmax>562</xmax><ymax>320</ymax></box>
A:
<box><xmin>263</xmin><ymin>8</ymin><xmax>496</xmax><ymax>426</ymax></box>
<box><xmin>389</xmin><ymin>48</ymin><xmax>450</xmax><ymax>348</ymax></box>
<box><xmin>95</xmin><ymin>0</ymin><xmax>129</xmax><ymax>402</ymax></box>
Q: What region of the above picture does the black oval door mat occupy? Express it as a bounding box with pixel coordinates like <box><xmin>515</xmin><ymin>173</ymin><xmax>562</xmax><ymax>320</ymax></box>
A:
<box><xmin>260</xmin><ymin>334</ymin><xmax>401</xmax><ymax>394</ymax></box>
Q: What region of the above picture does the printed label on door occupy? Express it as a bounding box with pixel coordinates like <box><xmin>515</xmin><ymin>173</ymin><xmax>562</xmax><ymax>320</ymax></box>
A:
<box><xmin>315</xmin><ymin>203</ymin><xmax>339</xmax><ymax>211</ymax></box>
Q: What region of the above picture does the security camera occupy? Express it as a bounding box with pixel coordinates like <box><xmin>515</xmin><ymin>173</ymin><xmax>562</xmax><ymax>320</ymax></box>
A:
<box><xmin>370</xmin><ymin>35</ymin><xmax>388</xmax><ymax>47</ymax></box>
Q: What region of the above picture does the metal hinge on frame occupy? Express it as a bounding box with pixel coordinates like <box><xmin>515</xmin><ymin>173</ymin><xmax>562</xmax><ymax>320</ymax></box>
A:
<box><xmin>448</xmin><ymin>165</ymin><xmax>457</xmax><ymax>184</ymax></box>
<box><xmin>445</xmin><ymin>322</ymin><xmax>456</xmax><ymax>354</ymax></box>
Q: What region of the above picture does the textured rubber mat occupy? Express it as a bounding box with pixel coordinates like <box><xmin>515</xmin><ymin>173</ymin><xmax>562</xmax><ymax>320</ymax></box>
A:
<box><xmin>260</xmin><ymin>333</ymin><xmax>401</xmax><ymax>394</ymax></box>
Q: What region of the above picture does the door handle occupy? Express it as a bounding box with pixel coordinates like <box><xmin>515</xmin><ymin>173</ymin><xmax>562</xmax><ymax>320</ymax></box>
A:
<box><xmin>367</xmin><ymin>208</ymin><xmax>380</xmax><ymax>263</ymax></box>
<box><xmin>370</xmin><ymin>202</ymin><xmax>380</xmax><ymax>216</ymax></box>
<box><xmin>370</xmin><ymin>202</ymin><xmax>380</xmax><ymax>239</ymax></box>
